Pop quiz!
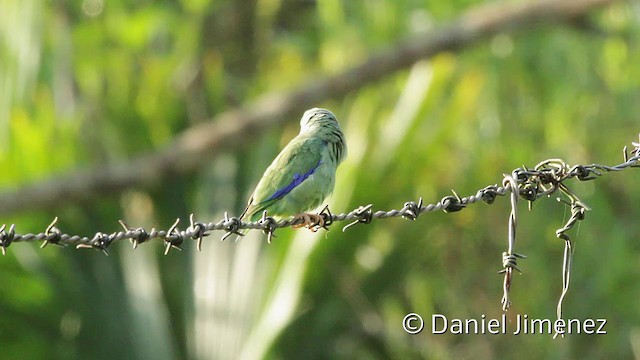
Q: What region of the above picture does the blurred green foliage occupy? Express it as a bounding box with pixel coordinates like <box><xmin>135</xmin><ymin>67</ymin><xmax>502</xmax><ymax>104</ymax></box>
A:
<box><xmin>1</xmin><ymin>0</ymin><xmax>639</xmax><ymax>359</ymax></box>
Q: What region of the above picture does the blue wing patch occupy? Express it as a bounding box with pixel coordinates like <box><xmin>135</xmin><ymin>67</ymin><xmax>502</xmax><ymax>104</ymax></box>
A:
<box><xmin>266</xmin><ymin>159</ymin><xmax>323</xmax><ymax>201</ymax></box>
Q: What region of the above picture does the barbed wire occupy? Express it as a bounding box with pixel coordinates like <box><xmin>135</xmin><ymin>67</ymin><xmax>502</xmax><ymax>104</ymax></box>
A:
<box><xmin>1</xmin><ymin>134</ymin><xmax>639</xmax><ymax>326</ymax></box>
<box><xmin>0</xmin><ymin>0</ymin><xmax>618</xmax><ymax>218</ymax></box>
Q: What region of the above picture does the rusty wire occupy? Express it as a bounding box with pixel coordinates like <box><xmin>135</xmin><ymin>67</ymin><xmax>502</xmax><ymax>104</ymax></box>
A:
<box><xmin>1</xmin><ymin>135</ymin><xmax>639</xmax><ymax>319</ymax></box>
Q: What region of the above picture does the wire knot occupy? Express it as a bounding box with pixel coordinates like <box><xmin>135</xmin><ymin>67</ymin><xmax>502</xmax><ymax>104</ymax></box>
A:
<box><xmin>119</xmin><ymin>220</ymin><xmax>150</xmax><ymax>249</ymax></box>
<box><xmin>499</xmin><ymin>251</ymin><xmax>527</xmax><ymax>274</ymax></box>
<box><xmin>343</xmin><ymin>204</ymin><xmax>373</xmax><ymax>232</ymax></box>
<box><xmin>41</xmin><ymin>217</ymin><xmax>63</xmax><ymax>248</ymax></box>
<box><xmin>572</xmin><ymin>165</ymin><xmax>597</xmax><ymax>181</ymax></box>
<box><xmin>318</xmin><ymin>205</ymin><xmax>334</xmax><ymax>230</ymax></box>
<box><xmin>538</xmin><ymin>170</ymin><xmax>558</xmax><ymax>186</ymax></box>
<box><xmin>163</xmin><ymin>218</ymin><xmax>184</xmax><ymax>255</ymax></box>
<box><xmin>441</xmin><ymin>195</ymin><xmax>465</xmax><ymax>213</ymax></box>
<box><xmin>0</xmin><ymin>224</ymin><xmax>15</xmax><ymax>255</ymax></box>
<box><xmin>519</xmin><ymin>183</ymin><xmax>537</xmax><ymax>202</ymax></box>
<box><xmin>77</xmin><ymin>232</ymin><xmax>113</xmax><ymax>256</ymax></box>
<box><xmin>401</xmin><ymin>198</ymin><xmax>423</xmax><ymax>220</ymax></box>
<box><xmin>479</xmin><ymin>185</ymin><xmax>500</xmax><ymax>204</ymax></box>
<box><xmin>221</xmin><ymin>212</ymin><xmax>244</xmax><ymax>242</ymax></box>
<box><xmin>514</xmin><ymin>168</ymin><xmax>529</xmax><ymax>183</ymax></box>
<box><xmin>632</xmin><ymin>134</ymin><xmax>640</xmax><ymax>155</ymax></box>
<box><xmin>188</xmin><ymin>214</ymin><xmax>209</xmax><ymax>251</ymax></box>
<box><xmin>259</xmin><ymin>211</ymin><xmax>278</xmax><ymax>244</ymax></box>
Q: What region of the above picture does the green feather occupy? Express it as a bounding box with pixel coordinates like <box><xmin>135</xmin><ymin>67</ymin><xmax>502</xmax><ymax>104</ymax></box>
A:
<box><xmin>240</xmin><ymin>108</ymin><xmax>346</xmax><ymax>223</ymax></box>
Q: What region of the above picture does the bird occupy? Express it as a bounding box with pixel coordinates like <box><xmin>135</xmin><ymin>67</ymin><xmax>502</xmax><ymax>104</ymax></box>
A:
<box><xmin>239</xmin><ymin>107</ymin><xmax>347</xmax><ymax>233</ymax></box>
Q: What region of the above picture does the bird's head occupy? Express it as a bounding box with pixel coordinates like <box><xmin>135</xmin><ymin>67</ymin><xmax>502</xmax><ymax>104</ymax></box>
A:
<box><xmin>299</xmin><ymin>108</ymin><xmax>341</xmax><ymax>134</ymax></box>
<box><xmin>299</xmin><ymin>107</ymin><xmax>347</xmax><ymax>163</ymax></box>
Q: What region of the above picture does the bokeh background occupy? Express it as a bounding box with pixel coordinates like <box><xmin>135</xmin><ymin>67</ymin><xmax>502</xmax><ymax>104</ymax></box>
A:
<box><xmin>1</xmin><ymin>0</ymin><xmax>639</xmax><ymax>359</ymax></box>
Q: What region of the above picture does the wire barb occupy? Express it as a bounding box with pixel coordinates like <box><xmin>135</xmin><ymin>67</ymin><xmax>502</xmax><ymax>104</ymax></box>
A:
<box><xmin>317</xmin><ymin>205</ymin><xmax>334</xmax><ymax>230</ymax></box>
<box><xmin>441</xmin><ymin>191</ymin><xmax>466</xmax><ymax>213</ymax></box>
<box><xmin>41</xmin><ymin>217</ymin><xmax>62</xmax><ymax>248</ymax></box>
<box><xmin>0</xmin><ymin>224</ymin><xmax>16</xmax><ymax>255</ymax></box>
<box><xmin>119</xmin><ymin>220</ymin><xmax>151</xmax><ymax>250</ymax></box>
<box><xmin>499</xmin><ymin>251</ymin><xmax>527</xmax><ymax>310</ymax></box>
<box><xmin>76</xmin><ymin>232</ymin><xmax>113</xmax><ymax>256</ymax></box>
<box><xmin>259</xmin><ymin>211</ymin><xmax>278</xmax><ymax>244</ymax></box>
<box><xmin>499</xmin><ymin>171</ymin><xmax>523</xmax><ymax>311</ymax></box>
<box><xmin>221</xmin><ymin>212</ymin><xmax>243</xmax><ymax>242</ymax></box>
<box><xmin>342</xmin><ymin>204</ymin><xmax>374</xmax><ymax>232</ymax></box>
<box><xmin>552</xmin><ymin>198</ymin><xmax>588</xmax><ymax>339</ymax></box>
<box><xmin>163</xmin><ymin>218</ymin><xmax>184</xmax><ymax>255</ymax></box>
<box><xmin>401</xmin><ymin>198</ymin><xmax>423</xmax><ymax>220</ymax></box>
<box><xmin>479</xmin><ymin>185</ymin><xmax>500</xmax><ymax>204</ymax></box>
<box><xmin>187</xmin><ymin>214</ymin><xmax>209</xmax><ymax>252</ymax></box>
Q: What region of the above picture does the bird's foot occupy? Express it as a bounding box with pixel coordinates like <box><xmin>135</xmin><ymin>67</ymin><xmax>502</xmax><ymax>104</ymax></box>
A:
<box><xmin>292</xmin><ymin>213</ymin><xmax>325</xmax><ymax>232</ymax></box>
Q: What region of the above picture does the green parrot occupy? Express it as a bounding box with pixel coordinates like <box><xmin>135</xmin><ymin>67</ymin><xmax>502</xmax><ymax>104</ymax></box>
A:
<box><xmin>240</xmin><ymin>108</ymin><xmax>347</xmax><ymax>228</ymax></box>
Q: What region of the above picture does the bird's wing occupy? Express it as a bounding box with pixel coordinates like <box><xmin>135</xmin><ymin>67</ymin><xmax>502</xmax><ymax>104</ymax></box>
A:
<box><xmin>242</xmin><ymin>136</ymin><xmax>325</xmax><ymax>221</ymax></box>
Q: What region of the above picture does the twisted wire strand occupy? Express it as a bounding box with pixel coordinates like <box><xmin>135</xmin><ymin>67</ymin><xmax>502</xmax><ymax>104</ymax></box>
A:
<box><xmin>1</xmin><ymin>135</ymin><xmax>638</xmax><ymax>327</ymax></box>
<box><xmin>1</xmin><ymin>140</ymin><xmax>638</xmax><ymax>256</ymax></box>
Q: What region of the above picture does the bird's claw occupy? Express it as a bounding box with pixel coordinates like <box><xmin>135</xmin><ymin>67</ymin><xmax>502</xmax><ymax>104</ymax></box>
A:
<box><xmin>292</xmin><ymin>213</ymin><xmax>325</xmax><ymax>232</ymax></box>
